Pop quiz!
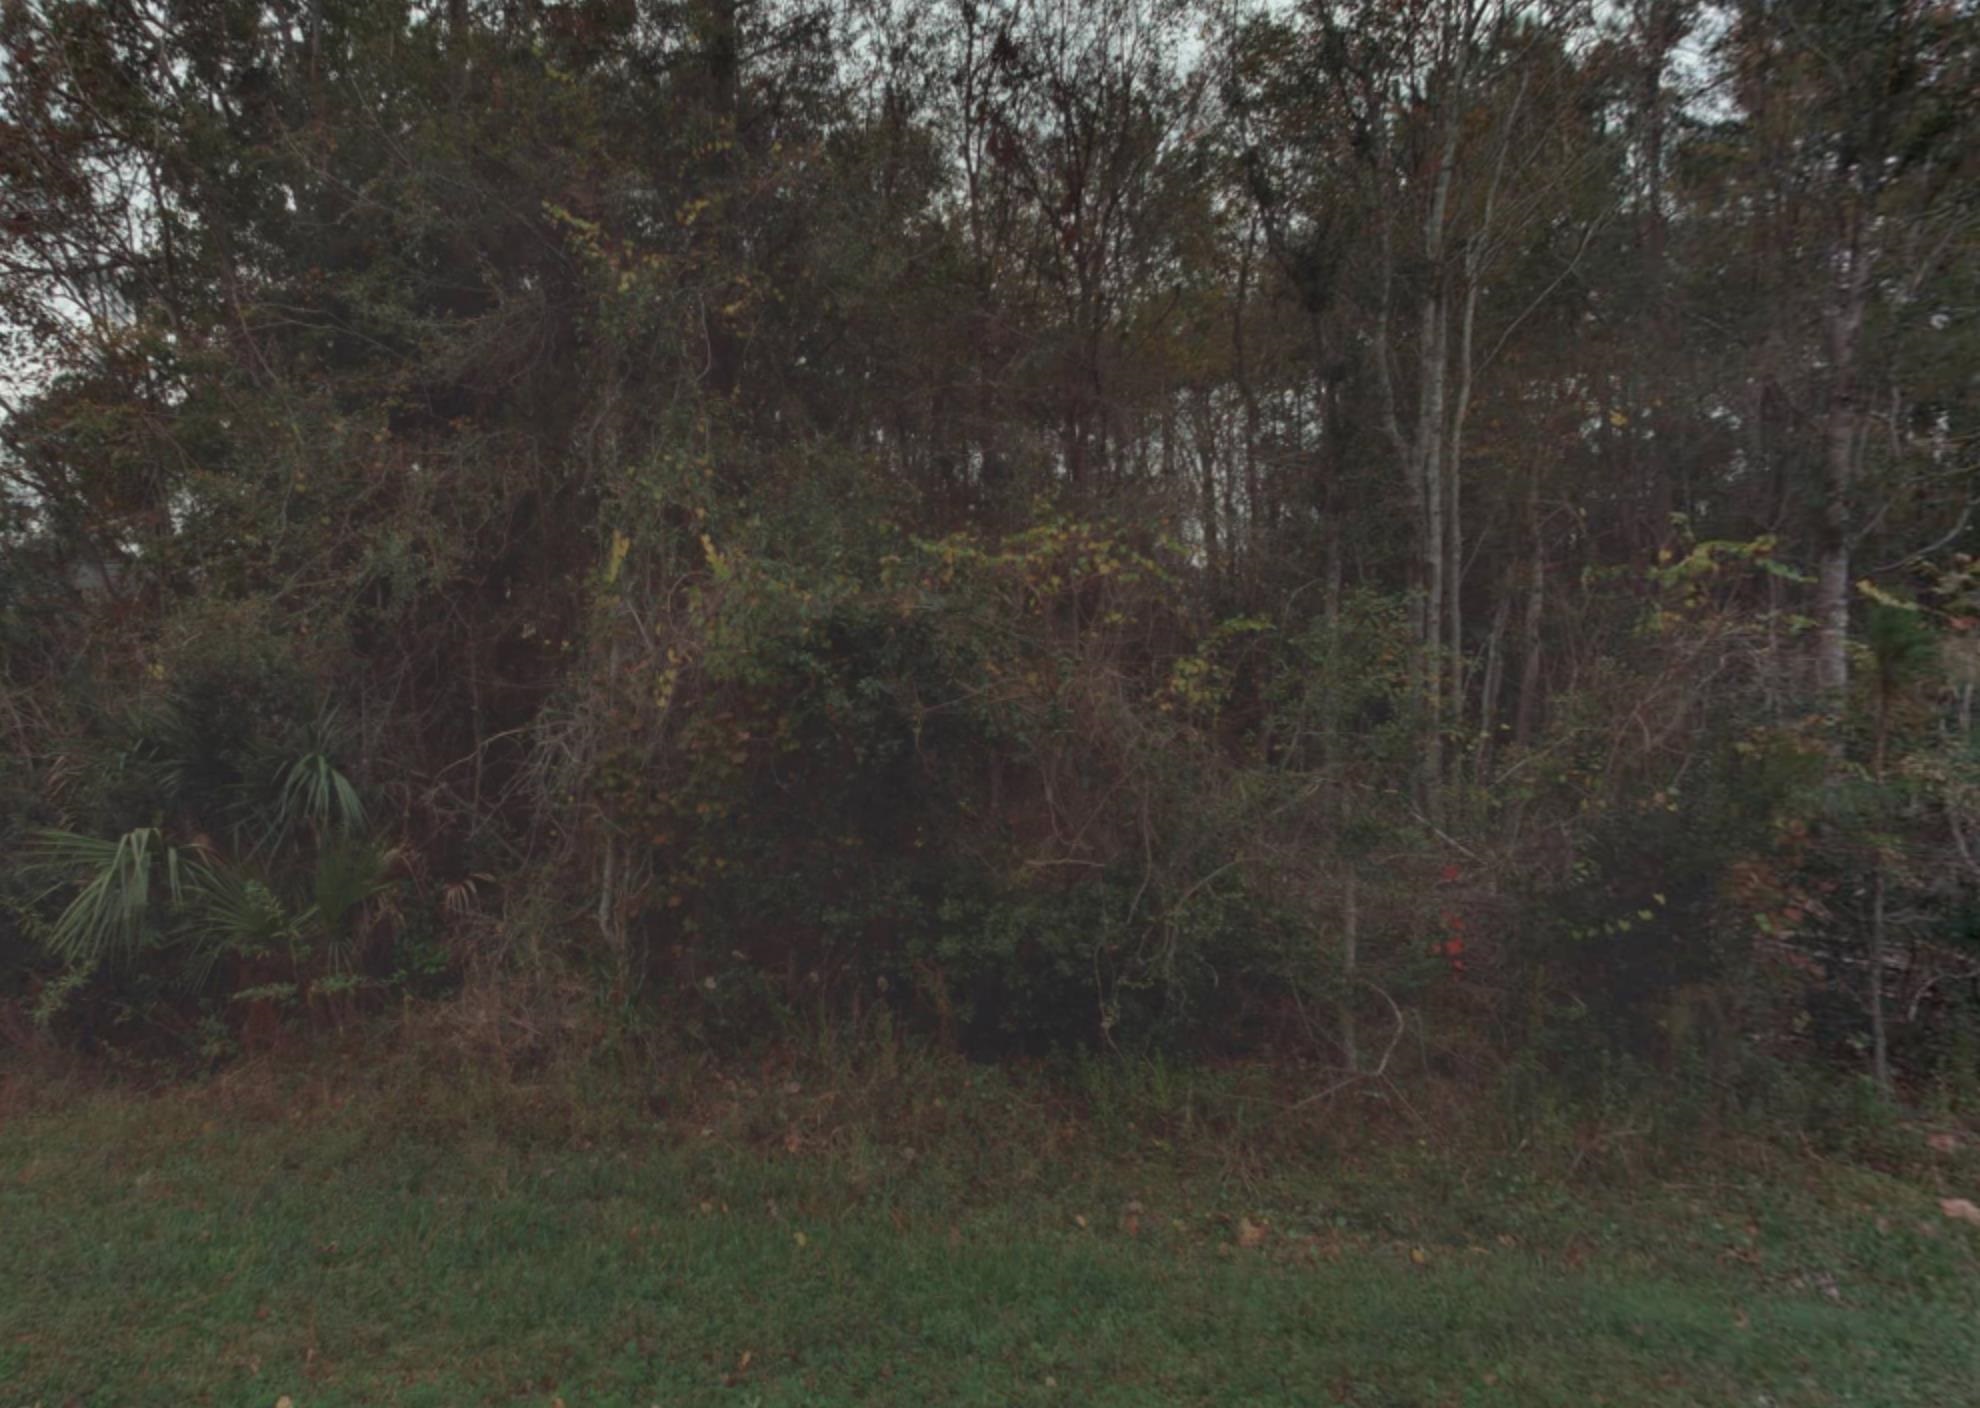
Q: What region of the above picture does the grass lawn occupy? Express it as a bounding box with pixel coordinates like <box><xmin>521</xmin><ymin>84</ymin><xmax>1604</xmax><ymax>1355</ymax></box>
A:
<box><xmin>2</xmin><ymin>1057</ymin><xmax>1977</xmax><ymax>1406</ymax></box>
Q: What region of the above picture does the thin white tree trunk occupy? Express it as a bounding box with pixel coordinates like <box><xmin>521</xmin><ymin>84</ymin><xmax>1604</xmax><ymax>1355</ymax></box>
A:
<box><xmin>1415</xmin><ymin>92</ymin><xmax>1463</xmax><ymax>822</ymax></box>
<box><xmin>1815</xmin><ymin>203</ymin><xmax>1873</xmax><ymax>703</ymax></box>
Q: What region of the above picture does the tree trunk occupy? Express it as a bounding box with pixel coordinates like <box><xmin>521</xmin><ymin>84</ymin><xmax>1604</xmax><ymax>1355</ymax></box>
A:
<box><xmin>1234</xmin><ymin>219</ymin><xmax>1265</xmax><ymax>562</ymax></box>
<box><xmin>1418</xmin><ymin>289</ymin><xmax>1448</xmax><ymax>821</ymax></box>
<box><xmin>1443</xmin><ymin>67</ymin><xmax>1520</xmax><ymax>808</ymax></box>
<box><xmin>1445</xmin><ymin>255</ymin><xmax>1482</xmax><ymax>801</ymax></box>
<box><xmin>1869</xmin><ymin>865</ymin><xmax>1891</xmax><ymax>1097</ymax></box>
<box><xmin>1474</xmin><ymin>589</ymin><xmax>1510</xmax><ymax>781</ymax></box>
<box><xmin>1340</xmin><ymin>867</ymin><xmax>1359</xmax><ymax>1072</ymax></box>
<box><xmin>1814</xmin><ymin>203</ymin><xmax>1872</xmax><ymax>704</ymax></box>
<box><xmin>1413</xmin><ymin>80</ymin><xmax>1464</xmax><ymax>824</ymax></box>
<box><xmin>702</xmin><ymin>0</ymin><xmax>742</xmax><ymax>398</ymax></box>
<box><xmin>1514</xmin><ymin>479</ymin><xmax>1546</xmax><ymax>749</ymax></box>
<box><xmin>1365</xmin><ymin>65</ymin><xmax>1461</xmax><ymax>821</ymax></box>
<box><xmin>1868</xmin><ymin>671</ymin><xmax>1894</xmax><ymax>1098</ymax></box>
<box><xmin>1191</xmin><ymin>394</ymin><xmax>1222</xmax><ymax>580</ymax></box>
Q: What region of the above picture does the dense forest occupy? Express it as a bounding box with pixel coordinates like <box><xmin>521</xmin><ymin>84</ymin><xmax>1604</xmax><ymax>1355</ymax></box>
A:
<box><xmin>2</xmin><ymin>0</ymin><xmax>1977</xmax><ymax>1101</ymax></box>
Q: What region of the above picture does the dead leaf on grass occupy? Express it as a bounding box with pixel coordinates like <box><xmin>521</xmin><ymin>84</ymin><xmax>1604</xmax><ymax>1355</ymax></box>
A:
<box><xmin>1938</xmin><ymin>1197</ymin><xmax>1980</xmax><ymax>1227</ymax></box>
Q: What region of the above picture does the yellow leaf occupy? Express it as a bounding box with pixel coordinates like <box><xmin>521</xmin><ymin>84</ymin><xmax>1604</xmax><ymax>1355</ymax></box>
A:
<box><xmin>1856</xmin><ymin>578</ymin><xmax>1914</xmax><ymax>608</ymax></box>
<box><xmin>605</xmin><ymin>530</ymin><xmax>630</xmax><ymax>584</ymax></box>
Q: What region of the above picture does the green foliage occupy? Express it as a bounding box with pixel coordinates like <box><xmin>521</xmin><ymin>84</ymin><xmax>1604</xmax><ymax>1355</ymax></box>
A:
<box><xmin>0</xmin><ymin>0</ymin><xmax>1974</xmax><ymax>1090</ymax></box>
<box><xmin>9</xmin><ymin>638</ymin><xmax>413</xmax><ymax>1037</ymax></box>
<box><xmin>589</xmin><ymin>501</ymin><xmax>1394</xmax><ymax>1051</ymax></box>
<box><xmin>190</xmin><ymin>864</ymin><xmax>303</xmax><ymax>966</ymax></box>
<box><xmin>23</xmin><ymin>827</ymin><xmax>192</xmax><ymax>968</ymax></box>
<box><xmin>1866</xmin><ymin>602</ymin><xmax>1938</xmax><ymax>693</ymax></box>
<box><xmin>1533</xmin><ymin>723</ymin><xmax>1815</xmax><ymax>1062</ymax></box>
<box><xmin>274</xmin><ymin>749</ymin><xmax>368</xmax><ymax>851</ymax></box>
<box><xmin>309</xmin><ymin>840</ymin><xmax>392</xmax><ymax>952</ymax></box>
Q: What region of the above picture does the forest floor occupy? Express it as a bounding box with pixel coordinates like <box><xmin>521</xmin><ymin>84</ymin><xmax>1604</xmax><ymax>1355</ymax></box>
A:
<box><xmin>2</xmin><ymin>1051</ymin><xmax>1977</xmax><ymax>1407</ymax></box>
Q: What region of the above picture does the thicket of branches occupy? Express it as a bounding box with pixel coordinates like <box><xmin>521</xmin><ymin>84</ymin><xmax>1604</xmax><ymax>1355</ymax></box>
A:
<box><xmin>3</xmin><ymin>0</ymin><xmax>1979</xmax><ymax>1095</ymax></box>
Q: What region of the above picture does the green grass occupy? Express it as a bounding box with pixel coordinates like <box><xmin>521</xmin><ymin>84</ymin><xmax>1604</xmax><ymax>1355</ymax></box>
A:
<box><xmin>2</xmin><ymin>1057</ymin><xmax>1977</xmax><ymax>1406</ymax></box>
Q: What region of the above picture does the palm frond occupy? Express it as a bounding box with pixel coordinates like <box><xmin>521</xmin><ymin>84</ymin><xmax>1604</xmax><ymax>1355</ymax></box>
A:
<box><xmin>271</xmin><ymin>752</ymin><xmax>367</xmax><ymax>850</ymax></box>
<box><xmin>24</xmin><ymin>827</ymin><xmax>189</xmax><ymax>967</ymax></box>
<box><xmin>190</xmin><ymin>862</ymin><xmax>301</xmax><ymax>958</ymax></box>
<box><xmin>309</xmin><ymin>839</ymin><xmax>393</xmax><ymax>971</ymax></box>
